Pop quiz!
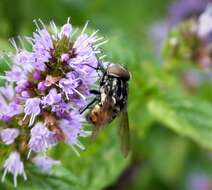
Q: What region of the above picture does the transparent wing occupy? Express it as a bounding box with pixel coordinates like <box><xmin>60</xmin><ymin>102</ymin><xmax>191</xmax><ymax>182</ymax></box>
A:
<box><xmin>91</xmin><ymin>124</ymin><xmax>103</xmax><ymax>141</ymax></box>
<box><xmin>118</xmin><ymin>111</ymin><xmax>130</xmax><ymax>157</ymax></box>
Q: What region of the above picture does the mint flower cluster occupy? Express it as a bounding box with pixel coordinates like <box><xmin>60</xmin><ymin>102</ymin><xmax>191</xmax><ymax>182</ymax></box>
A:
<box><xmin>0</xmin><ymin>19</ymin><xmax>106</xmax><ymax>186</ymax></box>
<box><xmin>165</xmin><ymin>3</ymin><xmax>212</xmax><ymax>69</ymax></box>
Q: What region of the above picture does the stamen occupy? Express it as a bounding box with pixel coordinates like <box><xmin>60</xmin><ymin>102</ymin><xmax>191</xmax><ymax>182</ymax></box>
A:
<box><xmin>33</xmin><ymin>19</ymin><xmax>41</xmax><ymax>30</ymax></box>
<box><xmin>0</xmin><ymin>54</ymin><xmax>12</xmax><ymax>68</ymax></box>
<box><xmin>75</xmin><ymin>140</ymin><xmax>85</xmax><ymax>150</ymax></box>
<box><xmin>14</xmin><ymin>173</ymin><xmax>17</xmax><ymax>188</ymax></box>
<box><xmin>81</xmin><ymin>21</ymin><xmax>89</xmax><ymax>34</ymax></box>
<box><xmin>9</xmin><ymin>38</ymin><xmax>19</xmax><ymax>52</ymax></box>
<box><xmin>94</xmin><ymin>40</ymin><xmax>108</xmax><ymax>49</ymax></box>
<box><xmin>27</xmin><ymin>150</ymin><xmax>31</xmax><ymax>159</ymax></box>
<box><xmin>89</xmin><ymin>30</ymin><xmax>99</xmax><ymax>39</ymax></box>
<box><xmin>50</xmin><ymin>21</ymin><xmax>58</xmax><ymax>35</ymax></box>
<box><xmin>24</xmin><ymin>37</ymin><xmax>34</xmax><ymax>46</ymax></box>
<box><xmin>72</xmin><ymin>88</ymin><xmax>86</xmax><ymax>100</ymax></box>
<box><xmin>18</xmin><ymin>36</ymin><xmax>26</xmax><ymax>49</ymax></box>
<box><xmin>29</xmin><ymin>114</ymin><xmax>36</xmax><ymax>126</ymax></box>
<box><xmin>99</xmin><ymin>55</ymin><xmax>107</xmax><ymax>60</ymax></box>
<box><xmin>67</xmin><ymin>17</ymin><xmax>70</xmax><ymax>23</ymax></box>
<box><xmin>71</xmin><ymin>145</ymin><xmax>80</xmax><ymax>157</ymax></box>
<box><xmin>93</xmin><ymin>36</ymin><xmax>104</xmax><ymax>43</ymax></box>
<box><xmin>70</xmin><ymin>28</ymin><xmax>79</xmax><ymax>38</ymax></box>
<box><xmin>23</xmin><ymin>171</ymin><xmax>27</xmax><ymax>181</ymax></box>
<box><xmin>23</xmin><ymin>114</ymin><xmax>27</xmax><ymax>121</ymax></box>
<box><xmin>38</xmin><ymin>18</ymin><xmax>46</xmax><ymax>29</ymax></box>
<box><xmin>1</xmin><ymin>170</ymin><xmax>7</xmax><ymax>182</ymax></box>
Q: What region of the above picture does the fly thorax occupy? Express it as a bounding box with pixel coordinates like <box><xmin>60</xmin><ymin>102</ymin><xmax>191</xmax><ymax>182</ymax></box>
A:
<box><xmin>100</xmin><ymin>92</ymin><xmax>107</xmax><ymax>104</ymax></box>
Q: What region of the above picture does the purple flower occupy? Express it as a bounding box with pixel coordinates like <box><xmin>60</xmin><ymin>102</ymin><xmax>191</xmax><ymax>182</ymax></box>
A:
<box><xmin>21</xmin><ymin>91</ymin><xmax>31</xmax><ymax>98</ymax></box>
<box><xmin>1</xmin><ymin>151</ymin><xmax>27</xmax><ymax>187</ymax></box>
<box><xmin>32</xmin><ymin>28</ymin><xmax>53</xmax><ymax>71</ymax></box>
<box><xmin>61</xmin><ymin>53</ymin><xmax>70</xmax><ymax>62</ymax></box>
<box><xmin>7</xmin><ymin>102</ymin><xmax>23</xmax><ymax>117</ymax></box>
<box><xmin>28</xmin><ymin>122</ymin><xmax>57</xmax><ymax>153</ymax></box>
<box><xmin>59</xmin><ymin>72</ymin><xmax>82</xmax><ymax>99</ymax></box>
<box><xmin>68</xmin><ymin>31</ymin><xmax>100</xmax><ymax>86</ymax></box>
<box><xmin>41</xmin><ymin>88</ymin><xmax>62</xmax><ymax>107</ymax></box>
<box><xmin>0</xmin><ymin>103</ymin><xmax>10</xmax><ymax>121</ymax></box>
<box><xmin>0</xmin><ymin>128</ymin><xmax>20</xmax><ymax>145</ymax></box>
<box><xmin>59</xmin><ymin>112</ymin><xmax>91</xmax><ymax>155</ymax></box>
<box><xmin>32</xmin><ymin>70</ymin><xmax>42</xmax><ymax>80</ymax></box>
<box><xmin>32</xmin><ymin>155</ymin><xmax>60</xmax><ymax>172</ymax></box>
<box><xmin>37</xmin><ymin>81</ymin><xmax>48</xmax><ymax>91</ymax></box>
<box><xmin>188</xmin><ymin>172</ymin><xmax>211</xmax><ymax>190</ymax></box>
<box><xmin>69</xmin><ymin>54</ymin><xmax>98</xmax><ymax>74</ymax></box>
<box><xmin>33</xmin><ymin>28</ymin><xmax>53</xmax><ymax>52</ymax></box>
<box><xmin>59</xmin><ymin>19</ymin><xmax>72</xmax><ymax>39</ymax></box>
<box><xmin>13</xmin><ymin>50</ymin><xmax>34</xmax><ymax>72</ymax></box>
<box><xmin>51</xmin><ymin>101</ymin><xmax>69</xmax><ymax>118</ymax></box>
<box><xmin>15</xmin><ymin>80</ymin><xmax>31</xmax><ymax>94</ymax></box>
<box><xmin>73</xmin><ymin>33</ymin><xmax>96</xmax><ymax>56</ymax></box>
<box><xmin>24</xmin><ymin>98</ymin><xmax>41</xmax><ymax>126</ymax></box>
<box><xmin>168</xmin><ymin>0</ymin><xmax>210</xmax><ymax>26</ymax></box>
<box><xmin>5</xmin><ymin>65</ymin><xmax>27</xmax><ymax>82</ymax></box>
<box><xmin>32</xmin><ymin>57</ymin><xmax>46</xmax><ymax>71</ymax></box>
<box><xmin>0</xmin><ymin>86</ymin><xmax>23</xmax><ymax>120</ymax></box>
<box><xmin>0</xmin><ymin>85</ymin><xmax>15</xmax><ymax>101</ymax></box>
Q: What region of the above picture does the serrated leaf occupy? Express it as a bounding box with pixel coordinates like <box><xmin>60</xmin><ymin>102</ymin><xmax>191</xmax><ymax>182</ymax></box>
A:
<box><xmin>148</xmin><ymin>93</ymin><xmax>212</xmax><ymax>149</ymax></box>
<box><xmin>9</xmin><ymin>164</ymin><xmax>79</xmax><ymax>190</ymax></box>
<box><xmin>50</xmin><ymin>125</ymin><xmax>130</xmax><ymax>190</ymax></box>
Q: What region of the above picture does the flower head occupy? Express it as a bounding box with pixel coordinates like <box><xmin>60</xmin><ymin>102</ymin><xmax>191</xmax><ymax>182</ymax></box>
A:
<box><xmin>168</xmin><ymin>0</ymin><xmax>210</xmax><ymax>26</ymax></box>
<box><xmin>0</xmin><ymin>18</ymin><xmax>107</xmax><ymax>186</ymax></box>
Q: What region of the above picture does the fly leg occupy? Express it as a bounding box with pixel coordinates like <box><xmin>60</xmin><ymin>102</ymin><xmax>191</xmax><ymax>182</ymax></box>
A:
<box><xmin>89</xmin><ymin>89</ymin><xmax>101</xmax><ymax>95</ymax></box>
<box><xmin>82</xmin><ymin>61</ymin><xmax>106</xmax><ymax>78</ymax></box>
<box><xmin>79</xmin><ymin>98</ymin><xmax>98</xmax><ymax>114</ymax></box>
<box><xmin>79</xmin><ymin>89</ymin><xmax>101</xmax><ymax>114</ymax></box>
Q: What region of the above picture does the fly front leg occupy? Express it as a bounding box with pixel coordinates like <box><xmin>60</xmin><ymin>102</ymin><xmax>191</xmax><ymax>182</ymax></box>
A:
<box><xmin>79</xmin><ymin>98</ymin><xmax>99</xmax><ymax>114</ymax></box>
<box><xmin>89</xmin><ymin>89</ymin><xmax>101</xmax><ymax>95</ymax></box>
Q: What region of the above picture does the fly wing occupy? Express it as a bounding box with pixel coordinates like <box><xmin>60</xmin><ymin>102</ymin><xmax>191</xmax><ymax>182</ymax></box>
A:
<box><xmin>91</xmin><ymin>123</ymin><xmax>102</xmax><ymax>140</ymax></box>
<box><xmin>118</xmin><ymin>111</ymin><xmax>130</xmax><ymax>157</ymax></box>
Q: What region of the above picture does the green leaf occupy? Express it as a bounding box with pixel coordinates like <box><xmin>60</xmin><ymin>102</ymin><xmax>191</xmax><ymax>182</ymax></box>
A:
<box><xmin>16</xmin><ymin>165</ymin><xmax>79</xmax><ymax>190</ymax></box>
<box><xmin>146</xmin><ymin>126</ymin><xmax>189</xmax><ymax>183</ymax></box>
<box><xmin>50</xmin><ymin>125</ymin><xmax>130</xmax><ymax>190</ymax></box>
<box><xmin>148</xmin><ymin>93</ymin><xmax>212</xmax><ymax>149</ymax></box>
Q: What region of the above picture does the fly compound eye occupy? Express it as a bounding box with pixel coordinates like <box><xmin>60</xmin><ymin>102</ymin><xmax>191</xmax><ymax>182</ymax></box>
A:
<box><xmin>107</xmin><ymin>64</ymin><xmax>130</xmax><ymax>80</ymax></box>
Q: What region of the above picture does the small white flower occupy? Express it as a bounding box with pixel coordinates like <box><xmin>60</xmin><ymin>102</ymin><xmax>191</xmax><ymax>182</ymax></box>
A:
<box><xmin>1</xmin><ymin>151</ymin><xmax>27</xmax><ymax>187</ymax></box>
<box><xmin>0</xmin><ymin>128</ymin><xmax>19</xmax><ymax>145</ymax></box>
<box><xmin>198</xmin><ymin>3</ymin><xmax>212</xmax><ymax>38</ymax></box>
<box><xmin>32</xmin><ymin>155</ymin><xmax>60</xmax><ymax>172</ymax></box>
<box><xmin>24</xmin><ymin>97</ymin><xmax>41</xmax><ymax>126</ymax></box>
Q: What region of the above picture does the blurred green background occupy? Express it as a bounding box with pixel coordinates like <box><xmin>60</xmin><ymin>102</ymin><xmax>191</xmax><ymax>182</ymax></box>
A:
<box><xmin>0</xmin><ymin>0</ymin><xmax>212</xmax><ymax>190</ymax></box>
